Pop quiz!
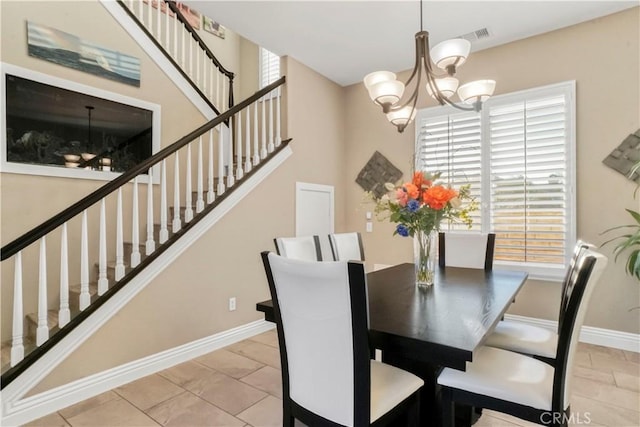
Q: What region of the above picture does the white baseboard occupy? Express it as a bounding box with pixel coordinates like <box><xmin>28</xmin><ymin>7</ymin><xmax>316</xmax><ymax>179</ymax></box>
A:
<box><xmin>1</xmin><ymin>320</ymin><xmax>275</xmax><ymax>426</ymax></box>
<box><xmin>504</xmin><ymin>314</ymin><xmax>640</xmax><ymax>352</ymax></box>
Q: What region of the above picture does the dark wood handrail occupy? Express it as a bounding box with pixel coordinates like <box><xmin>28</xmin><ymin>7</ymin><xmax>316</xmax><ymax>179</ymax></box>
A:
<box><xmin>164</xmin><ymin>1</ymin><xmax>234</xmax><ymax>80</ymax></box>
<box><xmin>1</xmin><ymin>77</ymin><xmax>285</xmax><ymax>261</ymax></box>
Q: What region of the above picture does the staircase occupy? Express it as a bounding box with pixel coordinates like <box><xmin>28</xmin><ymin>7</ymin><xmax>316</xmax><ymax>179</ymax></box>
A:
<box><xmin>0</xmin><ymin>0</ymin><xmax>288</xmax><ymax>400</ymax></box>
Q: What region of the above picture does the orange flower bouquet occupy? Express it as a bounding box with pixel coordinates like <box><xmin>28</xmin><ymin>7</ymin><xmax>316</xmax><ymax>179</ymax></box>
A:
<box><xmin>373</xmin><ymin>171</ymin><xmax>476</xmax><ymax>286</ymax></box>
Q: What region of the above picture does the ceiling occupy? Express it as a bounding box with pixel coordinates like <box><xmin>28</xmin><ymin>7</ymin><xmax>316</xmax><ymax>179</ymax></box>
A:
<box><xmin>187</xmin><ymin>1</ymin><xmax>638</xmax><ymax>87</ymax></box>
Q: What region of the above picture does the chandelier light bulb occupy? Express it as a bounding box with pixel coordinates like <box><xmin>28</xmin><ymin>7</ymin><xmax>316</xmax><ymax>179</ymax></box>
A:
<box><xmin>426</xmin><ymin>77</ymin><xmax>459</xmax><ymax>99</ymax></box>
<box><xmin>386</xmin><ymin>106</ymin><xmax>416</xmax><ymax>127</ymax></box>
<box><xmin>368</xmin><ymin>80</ymin><xmax>405</xmax><ymax>107</ymax></box>
<box><xmin>458</xmin><ymin>79</ymin><xmax>496</xmax><ymax>104</ymax></box>
<box><xmin>364</xmin><ymin>71</ymin><xmax>397</xmax><ymax>90</ymax></box>
<box><xmin>430</xmin><ymin>39</ymin><xmax>471</xmax><ymax>71</ymax></box>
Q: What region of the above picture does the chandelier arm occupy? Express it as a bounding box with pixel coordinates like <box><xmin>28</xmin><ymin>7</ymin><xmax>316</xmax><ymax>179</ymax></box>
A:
<box><xmin>440</xmin><ymin>95</ymin><xmax>480</xmax><ymax>112</ymax></box>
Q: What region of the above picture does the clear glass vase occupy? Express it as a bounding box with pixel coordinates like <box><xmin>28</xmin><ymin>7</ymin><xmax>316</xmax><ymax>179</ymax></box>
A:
<box><xmin>414</xmin><ymin>229</ymin><xmax>437</xmax><ymax>288</ymax></box>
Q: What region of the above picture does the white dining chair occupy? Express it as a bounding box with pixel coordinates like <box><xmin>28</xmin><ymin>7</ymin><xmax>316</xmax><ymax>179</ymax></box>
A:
<box><xmin>485</xmin><ymin>240</ymin><xmax>593</xmax><ymax>364</ymax></box>
<box><xmin>437</xmin><ymin>248</ymin><xmax>607</xmax><ymax>427</ymax></box>
<box><xmin>273</xmin><ymin>235</ymin><xmax>322</xmax><ymax>261</ymax></box>
<box><xmin>328</xmin><ymin>232</ymin><xmax>365</xmax><ymax>261</ymax></box>
<box><xmin>261</xmin><ymin>252</ymin><xmax>424</xmax><ymax>426</ymax></box>
<box><xmin>438</xmin><ymin>232</ymin><xmax>496</xmax><ymax>270</ymax></box>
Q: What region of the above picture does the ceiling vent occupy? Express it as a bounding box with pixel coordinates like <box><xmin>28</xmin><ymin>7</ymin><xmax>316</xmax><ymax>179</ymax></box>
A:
<box><xmin>458</xmin><ymin>28</ymin><xmax>491</xmax><ymax>43</ymax></box>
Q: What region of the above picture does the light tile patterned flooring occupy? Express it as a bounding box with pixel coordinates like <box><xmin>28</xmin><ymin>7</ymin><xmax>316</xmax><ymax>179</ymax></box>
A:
<box><xmin>28</xmin><ymin>330</ymin><xmax>640</xmax><ymax>427</ymax></box>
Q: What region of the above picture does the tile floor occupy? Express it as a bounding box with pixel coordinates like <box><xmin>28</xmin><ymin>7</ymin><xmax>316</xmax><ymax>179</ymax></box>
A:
<box><xmin>27</xmin><ymin>330</ymin><xmax>639</xmax><ymax>427</ymax></box>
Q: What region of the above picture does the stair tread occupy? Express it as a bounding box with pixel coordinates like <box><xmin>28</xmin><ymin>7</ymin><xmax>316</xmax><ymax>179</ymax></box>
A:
<box><xmin>69</xmin><ymin>281</ymin><xmax>99</xmax><ymax>295</ymax></box>
<box><xmin>25</xmin><ymin>309</ymin><xmax>58</xmax><ymax>329</ymax></box>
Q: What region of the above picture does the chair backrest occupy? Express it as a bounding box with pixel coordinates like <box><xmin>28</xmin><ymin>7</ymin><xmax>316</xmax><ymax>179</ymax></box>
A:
<box><xmin>438</xmin><ymin>232</ymin><xmax>496</xmax><ymax>270</ymax></box>
<box><xmin>273</xmin><ymin>235</ymin><xmax>323</xmax><ymax>261</ymax></box>
<box><xmin>328</xmin><ymin>232</ymin><xmax>365</xmax><ymax>261</ymax></box>
<box><xmin>558</xmin><ymin>240</ymin><xmax>594</xmax><ymax>330</ymax></box>
<box><xmin>261</xmin><ymin>252</ymin><xmax>371</xmax><ymax>426</ymax></box>
<box><xmin>552</xmin><ymin>248</ymin><xmax>607</xmax><ymax>412</ymax></box>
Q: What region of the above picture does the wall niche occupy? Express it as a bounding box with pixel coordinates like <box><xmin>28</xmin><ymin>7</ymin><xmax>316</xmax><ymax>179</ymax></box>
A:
<box><xmin>1</xmin><ymin>63</ymin><xmax>160</xmax><ymax>181</ymax></box>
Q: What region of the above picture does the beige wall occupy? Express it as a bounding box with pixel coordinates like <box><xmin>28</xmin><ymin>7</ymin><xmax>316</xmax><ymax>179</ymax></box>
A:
<box><xmin>344</xmin><ymin>7</ymin><xmax>640</xmax><ymax>334</ymax></box>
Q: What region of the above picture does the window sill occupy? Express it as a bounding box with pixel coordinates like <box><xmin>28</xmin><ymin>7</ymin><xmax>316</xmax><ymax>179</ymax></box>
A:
<box><xmin>494</xmin><ymin>261</ymin><xmax>565</xmax><ymax>283</ymax></box>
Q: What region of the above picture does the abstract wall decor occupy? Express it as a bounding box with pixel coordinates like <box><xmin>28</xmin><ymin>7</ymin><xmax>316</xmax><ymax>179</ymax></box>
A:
<box><xmin>27</xmin><ymin>22</ymin><xmax>141</xmax><ymax>87</ymax></box>
<box><xmin>356</xmin><ymin>151</ymin><xmax>403</xmax><ymax>199</ymax></box>
<box><xmin>203</xmin><ymin>16</ymin><xmax>226</xmax><ymax>39</ymax></box>
<box><xmin>603</xmin><ymin>129</ymin><xmax>640</xmax><ymax>182</ymax></box>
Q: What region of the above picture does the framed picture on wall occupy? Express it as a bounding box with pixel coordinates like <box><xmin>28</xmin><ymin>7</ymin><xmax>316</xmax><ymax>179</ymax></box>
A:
<box><xmin>203</xmin><ymin>16</ymin><xmax>225</xmax><ymax>39</ymax></box>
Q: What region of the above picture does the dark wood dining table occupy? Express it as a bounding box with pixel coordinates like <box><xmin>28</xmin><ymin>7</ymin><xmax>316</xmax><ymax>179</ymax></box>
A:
<box><xmin>256</xmin><ymin>263</ymin><xmax>528</xmax><ymax>427</ymax></box>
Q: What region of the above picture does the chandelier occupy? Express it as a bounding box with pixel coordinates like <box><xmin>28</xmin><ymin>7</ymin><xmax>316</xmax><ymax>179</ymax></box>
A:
<box><xmin>363</xmin><ymin>1</ymin><xmax>496</xmax><ymax>133</ymax></box>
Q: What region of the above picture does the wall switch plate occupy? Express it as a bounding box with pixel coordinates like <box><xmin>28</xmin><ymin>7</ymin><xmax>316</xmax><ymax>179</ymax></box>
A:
<box><xmin>366</xmin><ymin>211</ymin><xmax>372</xmax><ymax>220</ymax></box>
<box><xmin>229</xmin><ymin>297</ymin><xmax>236</xmax><ymax>311</ymax></box>
<box><xmin>366</xmin><ymin>221</ymin><xmax>373</xmax><ymax>232</ymax></box>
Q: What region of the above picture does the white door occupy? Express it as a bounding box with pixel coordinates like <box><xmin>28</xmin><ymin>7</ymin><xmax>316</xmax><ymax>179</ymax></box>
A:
<box><xmin>295</xmin><ymin>182</ymin><xmax>334</xmax><ymax>260</ymax></box>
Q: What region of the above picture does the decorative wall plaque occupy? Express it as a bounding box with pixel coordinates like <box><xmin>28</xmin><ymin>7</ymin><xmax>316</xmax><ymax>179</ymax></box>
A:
<box><xmin>603</xmin><ymin>129</ymin><xmax>640</xmax><ymax>182</ymax></box>
<box><xmin>356</xmin><ymin>151</ymin><xmax>403</xmax><ymax>199</ymax></box>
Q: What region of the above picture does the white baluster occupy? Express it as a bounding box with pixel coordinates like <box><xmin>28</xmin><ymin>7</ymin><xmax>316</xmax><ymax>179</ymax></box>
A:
<box><xmin>196</xmin><ymin>136</ymin><xmax>205</xmax><ymax>212</ymax></box>
<box><xmin>207</xmin><ymin>130</ymin><xmax>215</xmax><ymax>204</ymax></box>
<box><xmin>37</xmin><ymin>237</ymin><xmax>48</xmax><ymax>346</ymax></box>
<box><xmin>131</xmin><ymin>177</ymin><xmax>141</xmax><ymax>268</ymax></box>
<box><xmin>160</xmin><ymin>160</ymin><xmax>169</xmax><ymax>243</ymax></box>
<box><xmin>156</xmin><ymin>0</ymin><xmax>161</xmax><ymax>40</ymax></box>
<box><xmin>147</xmin><ymin>0</ymin><xmax>153</xmax><ymax>33</ymax></box>
<box><xmin>80</xmin><ymin>210</ymin><xmax>90</xmax><ymax>310</ymax></box>
<box><xmin>11</xmin><ymin>252</ymin><xmax>24</xmax><ymax>366</ymax></box>
<box><xmin>227</xmin><ymin>120</ymin><xmax>235</xmax><ymax>188</ymax></box>
<box><xmin>216</xmin><ymin>71</ymin><xmax>220</xmax><ymax>110</ymax></box>
<box><xmin>181</xmin><ymin>23</ymin><xmax>185</xmax><ymax>68</ymax></box>
<box><xmin>138</xmin><ymin>0</ymin><xmax>143</xmax><ymax>21</ymax></box>
<box><xmin>98</xmin><ymin>198</ymin><xmax>108</xmax><ymax>295</ymax></box>
<box><xmin>196</xmin><ymin>44</ymin><xmax>200</xmax><ymax>86</ymax></box>
<box><xmin>261</xmin><ymin>96</ymin><xmax>267</xmax><ymax>158</ymax></box>
<box><xmin>115</xmin><ymin>188</ymin><xmax>125</xmax><ymax>281</ymax></box>
<box><xmin>58</xmin><ymin>223</ymin><xmax>70</xmax><ymax>328</ymax></box>
<box><xmin>268</xmin><ymin>96</ymin><xmax>274</xmax><ymax>153</ymax></box>
<box><xmin>245</xmin><ymin>105</ymin><xmax>252</xmax><ymax>172</ymax></box>
<box><xmin>188</xmin><ymin>37</ymin><xmax>193</xmax><ymax>77</ymax></box>
<box><xmin>236</xmin><ymin>110</ymin><xmax>244</xmax><ymax>180</ymax></box>
<box><xmin>185</xmin><ymin>144</ymin><xmax>194</xmax><ymax>223</ymax></box>
<box><xmin>253</xmin><ymin>101</ymin><xmax>260</xmax><ymax>166</ymax></box>
<box><xmin>202</xmin><ymin>55</ymin><xmax>207</xmax><ymax>97</ymax></box>
<box><xmin>173</xmin><ymin>152</ymin><xmax>182</xmax><ymax>232</ymax></box>
<box><xmin>276</xmin><ymin>88</ymin><xmax>282</xmax><ymax>147</ymax></box>
<box><xmin>222</xmin><ymin>77</ymin><xmax>226</xmax><ymax>112</ymax></box>
<box><xmin>173</xmin><ymin>8</ymin><xmax>178</xmax><ymax>58</ymax></box>
<box><xmin>165</xmin><ymin>0</ymin><xmax>170</xmax><ymax>49</ymax></box>
<box><xmin>146</xmin><ymin>169</ymin><xmax>156</xmax><ymax>255</ymax></box>
<box><xmin>217</xmin><ymin>126</ymin><xmax>225</xmax><ymax>195</ymax></box>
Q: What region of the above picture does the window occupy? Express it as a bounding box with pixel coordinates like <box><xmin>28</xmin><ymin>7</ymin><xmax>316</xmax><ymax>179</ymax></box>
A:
<box><xmin>416</xmin><ymin>81</ymin><xmax>576</xmax><ymax>280</ymax></box>
<box><xmin>259</xmin><ymin>47</ymin><xmax>280</xmax><ymax>89</ymax></box>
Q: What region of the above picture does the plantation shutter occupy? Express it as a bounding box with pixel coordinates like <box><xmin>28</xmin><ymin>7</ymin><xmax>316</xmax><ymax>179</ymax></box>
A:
<box><xmin>488</xmin><ymin>94</ymin><xmax>568</xmax><ymax>264</ymax></box>
<box><xmin>260</xmin><ymin>47</ymin><xmax>280</xmax><ymax>89</ymax></box>
<box><xmin>416</xmin><ymin>111</ymin><xmax>482</xmax><ymax>230</ymax></box>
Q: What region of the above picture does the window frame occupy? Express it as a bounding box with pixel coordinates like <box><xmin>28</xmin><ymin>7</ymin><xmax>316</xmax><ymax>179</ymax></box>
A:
<box><xmin>415</xmin><ymin>81</ymin><xmax>576</xmax><ymax>281</ymax></box>
<box><xmin>258</xmin><ymin>47</ymin><xmax>281</xmax><ymax>99</ymax></box>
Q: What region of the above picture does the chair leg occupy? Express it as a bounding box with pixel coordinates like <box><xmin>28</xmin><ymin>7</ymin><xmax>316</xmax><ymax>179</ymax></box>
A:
<box><xmin>283</xmin><ymin>401</ymin><xmax>294</xmax><ymax>427</ymax></box>
<box><xmin>407</xmin><ymin>391</ymin><xmax>421</xmax><ymax>427</ymax></box>
<box><xmin>441</xmin><ymin>388</ymin><xmax>455</xmax><ymax>427</ymax></box>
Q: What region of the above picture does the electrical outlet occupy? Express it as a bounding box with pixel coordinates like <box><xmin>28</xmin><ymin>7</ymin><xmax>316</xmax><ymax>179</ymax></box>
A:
<box><xmin>229</xmin><ymin>297</ymin><xmax>236</xmax><ymax>311</ymax></box>
<box><xmin>366</xmin><ymin>221</ymin><xmax>373</xmax><ymax>232</ymax></box>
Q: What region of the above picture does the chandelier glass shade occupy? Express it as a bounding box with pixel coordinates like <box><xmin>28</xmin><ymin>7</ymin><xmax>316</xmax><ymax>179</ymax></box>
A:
<box><xmin>363</xmin><ymin>2</ymin><xmax>496</xmax><ymax>133</ymax></box>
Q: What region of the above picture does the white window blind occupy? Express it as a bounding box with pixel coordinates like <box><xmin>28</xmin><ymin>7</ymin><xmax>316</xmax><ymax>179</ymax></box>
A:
<box><xmin>259</xmin><ymin>47</ymin><xmax>280</xmax><ymax>89</ymax></box>
<box><xmin>415</xmin><ymin>82</ymin><xmax>575</xmax><ymax>280</ymax></box>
